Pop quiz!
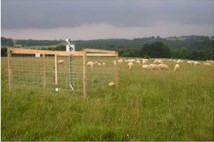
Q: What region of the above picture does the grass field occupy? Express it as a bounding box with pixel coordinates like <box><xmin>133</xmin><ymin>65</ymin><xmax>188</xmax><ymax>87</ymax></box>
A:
<box><xmin>1</xmin><ymin>56</ymin><xmax>214</xmax><ymax>141</ymax></box>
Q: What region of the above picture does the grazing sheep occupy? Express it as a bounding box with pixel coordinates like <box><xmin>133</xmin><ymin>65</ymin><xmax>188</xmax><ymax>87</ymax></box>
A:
<box><xmin>142</xmin><ymin>63</ymin><xmax>169</xmax><ymax>71</ymax></box>
<box><xmin>113</xmin><ymin>60</ymin><xmax>117</xmax><ymax>65</ymax></box>
<box><xmin>136</xmin><ymin>60</ymin><xmax>141</xmax><ymax>64</ymax></box>
<box><xmin>158</xmin><ymin>63</ymin><xmax>170</xmax><ymax>70</ymax></box>
<box><xmin>102</xmin><ymin>62</ymin><xmax>106</xmax><ymax>66</ymax></box>
<box><xmin>57</xmin><ymin>60</ymin><xmax>64</xmax><ymax>64</ymax></box>
<box><xmin>193</xmin><ymin>61</ymin><xmax>200</xmax><ymax>66</ymax></box>
<box><xmin>176</xmin><ymin>59</ymin><xmax>183</xmax><ymax>63</ymax></box>
<box><xmin>142</xmin><ymin>59</ymin><xmax>148</xmax><ymax>64</ymax></box>
<box><xmin>148</xmin><ymin>64</ymin><xmax>160</xmax><ymax>70</ymax></box>
<box><xmin>203</xmin><ymin>62</ymin><xmax>212</xmax><ymax>67</ymax></box>
<box><xmin>187</xmin><ymin>60</ymin><xmax>200</xmax><ymax>66</ymax></box>
<box><xmin>187</xmin><ymin>60</ymin><xmax>194</xmax><ymax>65</ymax></box>
<box><xmin>128</xmin><ymin>62</ymin><xmax>133</xmax><ymax>69</ymax></box>
<box><xmin>97</xmin><ymin>62</ymin><xmax>102</xmax><ymax>66</ymax></box>
<box><xmin>154</xmin><ymin>59</ymin><xmax>163</xmax><ymax>64</ymax></box>
<box><xmin>206</xmin><ymin>60</ymin><xmax>214</xmax><ymax>64</ymax></box>
<box><xmin>142</xmin><ymin>64</ymin><xmax>149</xmax><ymax>70</ymax></box>
<box><xmin>173</xmin><ymin>64</ymin><xmax>180</xmax><ymax>71</ymax></box>
<box><xmin>87</xmin><ymin>61</ymin><xmax>94</xmax><ymax>68</ymax></box>
<box><xmin>118</xmin><ymin>59</ymin><xmax>123</xmax><ymax>64</ymax></box>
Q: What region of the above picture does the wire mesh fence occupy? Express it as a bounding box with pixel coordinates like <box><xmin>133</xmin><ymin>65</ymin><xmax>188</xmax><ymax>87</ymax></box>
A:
<box><xmin>7</xmin><ymin>48</ymin><xmax>119</xmax><ymax>97</ymax></box>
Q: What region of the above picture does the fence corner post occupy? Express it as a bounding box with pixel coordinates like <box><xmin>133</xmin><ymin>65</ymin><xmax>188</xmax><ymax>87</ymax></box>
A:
<box><xmin>7</xmin><ymin>48</ymin><xmax>12</xmax><ymax>91</ymax></box>
<box><xmin>83</xmin><ymin>49</ymin><xmax>87</xmax><ymax>99</ymax></box>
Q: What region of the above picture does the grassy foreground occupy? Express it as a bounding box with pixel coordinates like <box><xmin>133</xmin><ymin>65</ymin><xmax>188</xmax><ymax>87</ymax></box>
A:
<box><xmin>1</xmin><ymin>58</ymin><xmax>214</xmax><ymax>140</ymax></box>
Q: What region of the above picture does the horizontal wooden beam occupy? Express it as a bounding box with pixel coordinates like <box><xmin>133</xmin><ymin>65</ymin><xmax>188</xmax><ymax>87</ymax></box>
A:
<box><xmin>8</xmin><ymin>47</ymin><xmax>83</xmax><ymax>56</ymax></box>
<box><xmin>86</xmin><ymin>53</ymin><xmax>118</xmax><ymax>57</ymax></box>
<box><xmin>84</xmin><ymin>48</ymin><xmax>117</xmax><ymax>54</ymax></box>
<box><xmin>8</xmin><ymin>47</ymin><xmax>118</xmax><ymax>57</ymax></box>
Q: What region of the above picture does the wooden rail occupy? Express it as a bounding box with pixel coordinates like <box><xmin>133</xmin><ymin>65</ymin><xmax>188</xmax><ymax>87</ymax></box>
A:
<box><xmin>8</xmin><ymin>47</ymin><xmax>118</xmax><ymax>57</ymax></box>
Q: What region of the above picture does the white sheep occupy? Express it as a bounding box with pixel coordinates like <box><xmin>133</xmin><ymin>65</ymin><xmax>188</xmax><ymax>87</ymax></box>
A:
<box><xmin>176</xmin><ymin>59</ymin><xmax>184</xmax><ymax>63</ymax></box>
<box><xmin>187</xmin><ymin>60</ymin><xmax>200</xmax><ymax>66</ymax></box>
<box><xmin>148</xmin><ymin>64</ymin><xmax>160</xmax><ymax>70</ymax></box>
<box><xmin>136</xmin><ymin>60</ymin><xmax>141</xmax><ymax>64</ymax></box>
<box><xmin>128</xmin><ymin>62</ymin><xmax>133</xmax><ymax>69</ymax></box>
<box><xmin>154</xmin><ymin>59</ymin><xmax>163</xmax><ymax>64</ymax></box>
<box><xmin>203</xmin><ymin>62</ymin><xmax>212</xmax><ymax>67</ymax></box>
<box><xmin>113</xmin><ymin>60</ymin><xmax>117</xmax><ymax>65</ymax></box>
<box><xmin>102</xmin><ymin>62</ymin><xmax>106</xmax><ymax>66</ymax></box>
<box><xmin>173</xmin><ymin>64</ymin><xmax>180</xmax><ymax>71</ymax></box>
<box><xmin>97</xmin><ymin>62</ymin><xmax>102</xmax><ymax>66</ymax></box>
<box><xmin>158</xmin><ymin>63</ymin><xmax>170</xmax><ymax>70</ymax></box>
<box><xmin>57</xmin><ymin>60</ymin><xmax>64</xmax><ymax>64</ymax></box>
<box><xmin>118</xmin><ymin>59</ymin><xmax>123</xmax><ymax>64</ymax></box>
<box><xmin>187</xmin><ymin>60</ymin><xmax>194</xmax><ymax>65</ymax></box>
<box><xmin>87</xmin><ymin>61</ymin><xmax>94</xmax><ymax>68</ymax></box>
<box><xmin>193</xmin><ymin>61</ymin><xmax>200</xmax><ymax>66</ymax></box>
<box><xmin>142</xmin><ymin>59</ymin><xmax>148</xmax><ymax>64</ymax></box>
<box><xmin>142</xmin><ymin>64</ymin><xmax>149</xmax><ymax>70</ymax></box>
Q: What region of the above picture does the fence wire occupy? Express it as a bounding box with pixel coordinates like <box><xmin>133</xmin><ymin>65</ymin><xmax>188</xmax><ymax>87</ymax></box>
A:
<box><xmin>9</xmin><ymin>49</ymin><xmax>118</xmax><ymax>96</ymax></box>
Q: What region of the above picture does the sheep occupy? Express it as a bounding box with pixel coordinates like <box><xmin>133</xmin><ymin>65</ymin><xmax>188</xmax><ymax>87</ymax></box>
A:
<box><xmin>154</xmin><ymin>59</ymin><xmax>163</xmax><ymax>64</ymax></box>
<box><xmin>148</xmin><ymin>64</ymin><xmax>160</xmax><ymax>70</ymax></box>
<box><xmin>142</xmin><ymin>63</ymin><xmax>169</xmax><ymax>71</ymax></box>
<box><xmin>187</xmin><ymin>60</ymin><xmax>194</xmax><ymax>65</ymax></box>
<box><xmin>87</xmin><ymin>61</ymin><xmax>94</xmax><ymax>68</ymax></box>
<box><xmin>203</xmin><ymin>62</ymin><xmax>212</xmax><ymax>67</ymax></box>
<box><xmin>193</xmin><ymin>61</ymin><xmax>200</xmax><ymax>66</ymax></box>
<box><xmin>118</xmin><ymin>59</ymin><xmax>123</xmax><ymax>64</ymax></box>
<box><xmin>206</xmin><ymin>60</ymin><xmax>214</xmax><ymax>64</ymax></box>
<box><xmin>176</xmin><ymin>59</ymin><xmax>184</xmax><ymax>63</ymax></box>
<box><xmin>142</xmin><ymin>59</ymin><xmax>148</xmax><ymax>64</ymax></box>
<box><xmin>136</xmin><ymin>60</ymin><xmax>141</xmax><ymax>65</ymax></box>
<box><xmin>158</xmin><ymin>63</ymin><xmax>170</xmax><ymax>70</ymax></box>
<box><xmin>128</xmin><ymin>62</ymin><xmax>133</xmax><ymax>69</ymax></box>
<box><xmin>187</xmin><ymin>60</ymin><xmax>200</xmax><ymax>66</ymax></box>
<box><xmin>173</xmin><ymin>64</ymin><xmax>180</xmax><ymax>71</ymax></box>
<box><xmin>97</xmin><ymin>62</ymin><xmax>102</xmax><ymax>66</ymax></box>
<box><xmin>142</xmin><ymin>64</ymin><xmax>149</xmax><ymax>70</ymax></box>
<box><xmin>57</xmin><ymin>60</ymin><xmax>64</xmax><ymax>64</ymax></box>
<box><xmin>102</xmin><ymin>62</ymin><xmax>106</xmax><ymax>66</ymax></box>
<box><xmin>113</xmin><ymin>60</ymin><xmax>117</xmax><ymax>65</ymax></box>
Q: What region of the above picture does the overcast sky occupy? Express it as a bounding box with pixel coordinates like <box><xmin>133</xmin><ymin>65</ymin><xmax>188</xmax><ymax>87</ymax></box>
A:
<box><xmin>1</xmin><ymin>0</ymin><xmax>214</xmax><ymax>40</ymax></box>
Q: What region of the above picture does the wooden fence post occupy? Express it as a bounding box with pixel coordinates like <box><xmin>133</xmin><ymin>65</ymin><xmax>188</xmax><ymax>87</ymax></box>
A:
<box><xmin>54</xmin><ymin>54</ymin><xmax>58</xmax><ymax>86</ymax></box>
<box><xmin>42</xmin><ymin>54</ymin><xmax>46</xmax><ymax>88</ymax></box>
<box><xmin>7</xmin><ymin>48</ymin><xmax>12</xmax><ymax>91</ymax></box>
<box><xmin>115</xmin><ymin>51</ymin><xmax>119</xmax><ymax>86</ymax></box>
<box><xmin>83</xmin><ymin>49</ymin><xmax>87</xmax><ymax>99</ymax></box>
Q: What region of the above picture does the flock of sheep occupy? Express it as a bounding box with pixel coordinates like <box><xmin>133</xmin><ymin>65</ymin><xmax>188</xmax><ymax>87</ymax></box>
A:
<box><xmin>85</xmin><ymin>58</ymin><xmax>214</xmax><ymax>72</ymax></box>
<box><xmin>57</xmin><ymin>57</ymin><xmax>213</xmax><ymax>72</ymax></box>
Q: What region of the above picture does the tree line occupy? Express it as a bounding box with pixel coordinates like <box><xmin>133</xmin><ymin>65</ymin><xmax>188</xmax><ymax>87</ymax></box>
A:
<box><xmin>1</xmin><ymin>36</ymin><xmax>213</xmax><ymax>60</ymax></box>
<box><xmin>118</xmin><ymin>41</ymin><xmax>213</xmax><ymax>60</ymax></box>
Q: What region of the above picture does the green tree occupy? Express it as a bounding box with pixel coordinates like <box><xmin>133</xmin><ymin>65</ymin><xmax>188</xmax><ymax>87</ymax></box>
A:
<box><xmin>1</xmin><ymin>37</ymin><xmax>14</xmax><ymax>46</ymax></box>
<box><xmin>140</xmin><ymin>42</ymin><xmax>171</xmax><ymax>58</ymax></box>
<box><xmin>174</xmin><ymin>47</ymin><xmax>190</xmax><ymax>59</ymax></box>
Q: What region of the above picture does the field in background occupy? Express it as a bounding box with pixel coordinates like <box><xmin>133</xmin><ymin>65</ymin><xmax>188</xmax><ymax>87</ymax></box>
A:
<box><xmin>1</xmin><ymin>57</ymin><xmax>214</xmax><ymax>141</ymax></box>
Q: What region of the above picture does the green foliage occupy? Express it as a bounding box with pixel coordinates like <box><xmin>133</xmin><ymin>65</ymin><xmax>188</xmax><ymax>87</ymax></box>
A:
<box><xmin>190</xmin><ymin>50</ymin><xmax>214</xmax><ymax>60</ymax></box>
<box><xmin>173</xmin><ymin>47</ymin><xmax>190</xmax><ymax>59</ymax></box>
<box><xmin>1</xmin><ymin>37</ymin><xmax>14</xmax><ymax>46</ymax></box>
<box><xmin>141</xmin><ymin>42</ymin><xmax>171</xmax><ymax>58</ymax></box>
<box><xmin>16</xmin><ymin>39</ymin><xmax>62</xmax><ymax>47</ymax></box>
<box><xmin>1</xmin><ymin>35</ymin><xmax>213</xmax><ymax>60</ymax></box>
<box><xmin>1</xmin><ymin>48</ymin><xmax>7</xmax><ymax>56</ymax></box>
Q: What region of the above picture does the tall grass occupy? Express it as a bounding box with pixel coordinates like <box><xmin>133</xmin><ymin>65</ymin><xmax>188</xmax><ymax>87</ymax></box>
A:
<box><xmin>1</xmin><ymin>57</ymin><xmax>214</xmax><ymax>140</ymax></box>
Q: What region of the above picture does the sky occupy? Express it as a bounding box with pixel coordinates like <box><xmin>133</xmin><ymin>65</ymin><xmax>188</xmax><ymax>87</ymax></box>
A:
<box><xmin>1</xmin><ymin>0</ymin><xmax>214</xmax><ymax>40</ymax></box>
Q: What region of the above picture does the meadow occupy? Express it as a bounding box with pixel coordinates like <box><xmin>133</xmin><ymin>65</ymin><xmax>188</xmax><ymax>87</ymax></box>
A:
<box><xmin>1</xmin><ymin>56</ymin><xmax>214</xmax><ymax>141</ymax></box>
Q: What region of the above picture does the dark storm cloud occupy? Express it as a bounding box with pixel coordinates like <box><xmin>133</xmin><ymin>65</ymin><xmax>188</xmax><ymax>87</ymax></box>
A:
<box><xmin>2</xmin><ymin>0</ymin><xmax>213</xmax><ymax>29</ymax></box>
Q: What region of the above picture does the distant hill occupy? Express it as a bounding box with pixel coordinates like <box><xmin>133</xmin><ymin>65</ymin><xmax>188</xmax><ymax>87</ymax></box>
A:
<box><xmin>1</xmin><ymin>35</ymin><xmax>213</xmax><ymax>60</ymax></box>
